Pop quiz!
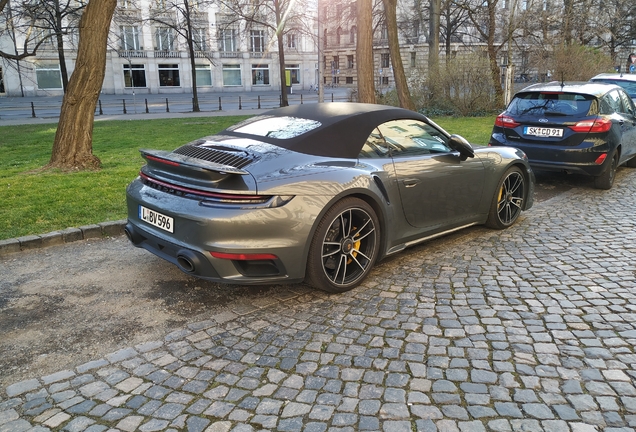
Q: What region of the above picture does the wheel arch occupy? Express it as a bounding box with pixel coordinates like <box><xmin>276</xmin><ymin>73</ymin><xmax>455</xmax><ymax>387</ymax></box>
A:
<box><xmin>299</xmin><ymin>188</ymin><xmax>391</xmax><ymax>281</ymax></box>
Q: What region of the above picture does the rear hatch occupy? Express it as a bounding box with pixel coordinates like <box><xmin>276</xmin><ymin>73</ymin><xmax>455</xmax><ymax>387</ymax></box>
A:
<box><xmin>499</xmin><ymin>91</ymin><xmax>598</xmax><ymax>148</ymax></box>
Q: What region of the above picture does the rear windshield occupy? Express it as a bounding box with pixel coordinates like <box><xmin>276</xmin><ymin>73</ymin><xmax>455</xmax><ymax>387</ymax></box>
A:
<box><xmin>590</xmin><ymin>79</ymin><xmax>636</xmax><ymax>97</ymax></box>
<box><xmin>508</xmin><ymin>92</ymin><xmax>596</xmax><ymax>116</ymax></box>
<box><xmin>228</xmin><ymin>115</ymin><xmax>322</xmax><ymax>139</ymax></box>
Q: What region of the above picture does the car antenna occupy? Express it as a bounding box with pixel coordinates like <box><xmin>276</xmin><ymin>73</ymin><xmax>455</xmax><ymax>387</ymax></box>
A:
<box><xmin>560</xmin><ymin>72</ymin><xmax>565</xmax><ymax>88</ymax></box>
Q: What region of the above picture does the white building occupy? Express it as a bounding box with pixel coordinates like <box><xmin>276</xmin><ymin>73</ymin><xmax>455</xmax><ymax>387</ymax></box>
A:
<box><xmin>0</xmin><ymin>0</ymin><xmax>320</xmax><ymax>97</ymax></box>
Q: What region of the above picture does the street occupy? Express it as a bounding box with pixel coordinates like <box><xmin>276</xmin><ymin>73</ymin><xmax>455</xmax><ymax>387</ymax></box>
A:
<box><xmin>1</xmin><ymin>166</ymin><xmax>635</xmax><ymax>431</ymax></box>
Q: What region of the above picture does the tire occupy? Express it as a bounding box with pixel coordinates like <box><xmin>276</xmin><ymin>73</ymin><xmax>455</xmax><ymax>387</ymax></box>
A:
<box><xmin>306</xmin><ymin>197</ymin><xmax>380</xmax><ymax>293</ymax></box>
<box><xmin>594</xmin><ymin>151</ymin><xmax>617</xmax><ymax>190</ymax></box>
<box><xmin>485</xmin><ymin>166</ymin><xmax>526</xmax><ymax>230</ymax></box>
<box><xmin>625</xmin><ymin>155</ymin><xmax>636</xmax><ymax>168</ymax></box>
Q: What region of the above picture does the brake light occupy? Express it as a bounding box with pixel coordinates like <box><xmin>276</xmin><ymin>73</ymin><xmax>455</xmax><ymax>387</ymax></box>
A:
<box><xmin>595</xmin><ymin>154</ymin><xmax>607</xmax><ymax>165</ymax></box>
<box><xmin>145</xmin><ymin>154</ymin><xmax>180</xmax><ymax>167</ymax></box>
<box><xmin>495</xmin><ymin>114</ymin><xmax>520</xmax><ymax>128</ymax></box>
<box><xmin>211</xmin><ymin>252</ymin><xmax>279</xmax><ymax>261</ymax></box>
<box><xmin>569</xmin><ymin>117</ymin><xmax>612</xmax><ymax>133</ymax></box>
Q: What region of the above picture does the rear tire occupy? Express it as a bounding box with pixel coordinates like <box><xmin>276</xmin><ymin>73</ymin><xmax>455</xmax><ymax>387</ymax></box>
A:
<box><xmin>306</xmin><ymin>198</ymin><xmax>380</xmax><ymax>293</ymax></box>
<box><xmin>485</xmin><ymin>166</ymin><xmax>525</xmax><ymax>230</ymax></box>
<box><xmin>594</xmin><ymin>151</ymin><xmax>617</xmax><ymax>190</ymax></box>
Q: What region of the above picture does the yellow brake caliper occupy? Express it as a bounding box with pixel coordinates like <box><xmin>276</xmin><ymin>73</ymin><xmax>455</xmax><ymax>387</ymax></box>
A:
<box><xmin>347</xmin><ymin>230</ymin><xmax>361</xmax><ymax>264</ymax></box>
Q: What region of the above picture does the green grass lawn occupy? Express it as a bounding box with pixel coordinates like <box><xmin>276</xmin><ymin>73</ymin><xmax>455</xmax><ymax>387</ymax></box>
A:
<box><xmin>0</xmin><ymin>114</ymin><xmax>496</xmax><ymax>240</ymax></box>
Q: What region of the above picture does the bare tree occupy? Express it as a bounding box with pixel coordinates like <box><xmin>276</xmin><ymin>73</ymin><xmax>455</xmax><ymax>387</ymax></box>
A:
<box><xmin>0</xmin><ymin>0</ymin><xmax>57</xmax><ymax>60</ymax></box>
<box><xmin>19</xmin><ymin>0</ymin><xmax>85</xmax><ymax>91</ymax></box>
<box><xmin>382</xmin><ymin>0</ymin><xmax>414</xmax><ymax>109</ymax></box>
<box><xmin>147</xmin><ymin>0</ymin><xmax>214</xmax><ymax>112</ymax></box>
<box><xmin>49</xmin><ymin>0</ymin><xmax>117</xmax><ymax>171</ymax></box>
<box><xmin>216</xmin><ymin>0</ymin><xmax>308</xmax><ymax>107</ymax></box>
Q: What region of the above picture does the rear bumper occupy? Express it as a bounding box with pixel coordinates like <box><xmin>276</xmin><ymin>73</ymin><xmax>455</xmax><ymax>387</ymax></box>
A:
<box><xmin>490</xmin><ymin>133</ymin><xmax>612</xmax><ymax>177</ymax></box>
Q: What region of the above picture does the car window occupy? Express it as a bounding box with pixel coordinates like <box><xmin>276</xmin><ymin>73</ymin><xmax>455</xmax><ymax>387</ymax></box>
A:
<box><xmin>604</xmin><ymin>90</ymin><xmax>623</xmax><ymax>114</ymax></box>
<box><xmin>618</xmin><ymin>90</ymin><xmax>636</xmax><ymax>115</ymax></box>
<box><xmin>376</xmin><ymin>119</ymin><xmax>451</xmax><ymax>157</ymax></box>
<box><xmin>359</xmin><ymin>128</ymin><xmax>390</xmax><ymax>159</ymax></box>
<box><xmin>228</xmin><ymin>116</ymin><xmax>322</xmax><ymax>139</ymax></box>
<box><xmin>508</xmin><ymin>92</ymin><xmax>594</xmax><ymax>117</ymax></box>
<box><xmin>591</xmin><ymin>79</ymin><xmax>636</xmax><ymax>98</ymax></box>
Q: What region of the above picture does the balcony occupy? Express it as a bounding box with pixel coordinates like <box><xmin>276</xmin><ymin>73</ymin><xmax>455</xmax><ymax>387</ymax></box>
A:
<box><xmin>220</xmin><ymin>51</ymin><xmax>241</xmax><ymax>58</ymax></box>
<box><xmin>250</xmin><ymin>52</ymin><xmax>272</xmax><ymax>59</ymax></box>
<box><xmin>194</xmin><ymin>51</ymin><xmax>214</xmax><ymax>58</ymax></box>
<box><xmin>118</xmin><ymin>50</ymin><xmax>147</xmax><ymax>58</ymax></box>
<box><xmin>117</xmin><ymin>8</ymin><xmax>142</xmax><ymax>20</ymax></box>
<box><xmin>154</xmin><ymin>50</ymin><xmax>181</xmax><ymax>58</ymax></box>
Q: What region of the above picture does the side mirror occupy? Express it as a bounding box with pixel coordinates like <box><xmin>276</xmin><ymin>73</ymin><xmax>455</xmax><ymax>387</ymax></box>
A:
<box><xmin>448</xmin><ymin>134</ymin><xmax>475</xmax><ymax>160</ymax></box>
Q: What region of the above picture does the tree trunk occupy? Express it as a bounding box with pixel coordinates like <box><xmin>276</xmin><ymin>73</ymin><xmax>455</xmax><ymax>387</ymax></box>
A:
<box><xmin>486</xmin><ymin>0</ymin><xmax>503</xmax><ymax>106</ymax></box>
<box><xmin>275</xmin><ymin>0</ymin><xmax>289</xmax><ymax>107</ymax></box>
<box><xmin>55</xmin><ymin>0</ymin><xmax>69</xmax><ymax>92</ymax></box>
<box><xmin>428</xmin><ymin>0</ymin><xmax>441</xmax><ymax>102</ymax></box>
<box><xmin>382</xmin><ymin>0</ymin><xmax>414</xmax><ymax>110</ymax></box>
<box><xmin>356</xmin><ymin>0</ymin><xmax>375</xmax><ymax>104</ymax></box>
<box><xmin>184</xmin><ymin>0</ymin><xmax>200</xmax><ymax>112</ymax></box>
<box><xmin>49</xmin><ymin>0</ymin><xmax>116</xmax><ymax>171</ymax></box>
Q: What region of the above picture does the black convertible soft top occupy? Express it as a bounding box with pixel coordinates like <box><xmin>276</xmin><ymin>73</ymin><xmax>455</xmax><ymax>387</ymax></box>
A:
<box><xmin>221</xmin><ymin>103</ymin><xmax>434</xmax><ymax>159</ymax></box>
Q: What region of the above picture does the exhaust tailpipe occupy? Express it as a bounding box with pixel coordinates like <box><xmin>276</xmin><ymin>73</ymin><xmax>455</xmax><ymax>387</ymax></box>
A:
<box><xmin>176</xmin><ymin>249</ymin><xmax>201</xmax><ymax>274</ymax></box>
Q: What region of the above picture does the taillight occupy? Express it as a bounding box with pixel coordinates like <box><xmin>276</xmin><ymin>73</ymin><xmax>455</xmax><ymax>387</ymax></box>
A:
<box><xmin>595</xmin><ymin>154</ymin><xmax>607</xmax><ymax>165</ymax></box>
<box><xmin>494</xmin><ymin>114</ymin><xmax>520</xmax><ymax>128</ymax></box>
<box><xmin>211</xmin><ymin>252</ymin><xmax>279</xmax><ymax>261</ymax></box>
<box><xmin>569</xmin><ymin>117</ymin><xmax>612</xmax><ymax>133</ymax></box>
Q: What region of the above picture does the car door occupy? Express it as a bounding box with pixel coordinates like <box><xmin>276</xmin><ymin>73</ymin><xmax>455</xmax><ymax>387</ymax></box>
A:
<box><xmin>377</xmin><ymin>119</ymin><xmax>485</xmax><ymax>231</ymax></box>
<box><xmin>616</xmin><ymin>89</ymin><xmax>636</xmax><ymax>161</ymax></box>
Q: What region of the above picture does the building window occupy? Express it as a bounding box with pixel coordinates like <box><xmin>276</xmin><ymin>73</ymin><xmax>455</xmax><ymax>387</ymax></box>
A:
<box><xmin>120</xmin><ymin>26</ymin><xmax>141</xmax><ymax>50</ymax></box>
<box><xmin>286</xmin><ymin>33</ymin><xmax>297</xmax><ymax>49</ymax></box>
<box><xmin>195</xmin><ymin>64</ymin><xmax>212</xmax><ymax>86</ymax></box>
<box><xmin>332</xmin><ymin>76</ymin><xmax>339</xmax><ymax>85</ymax></box>
<box><xmin>336</xmin><ymin>27</ymin><xmax>342</xmax><ymax>45</ymax></box>
<box><xmin>380</xmin><ymin>24</ymin><xmax>388</xmax><ymax>40</ymax></box>
<box><xmin>155</xmin><ymin>27</ymin><xmax>174</xmax><ymax>50</ymax></box>
<box><xmin>347</xmin><ymin>55</ymin><xmax>354</xmax><ymax>69</ymax></box>
<box><xmin>35</xmin><ymin>64</ymin><xmax>62</xmax><ymax>89</ymax></box>
<box><xmin>223</xmin><ymin>64</ymin><xmax>241</xmax><ymax>86</ymax></box>
<box><xmin>123</xmin><ymin>64</ymin><xmax>147</xmax><ymax>87</ymax></box>
<box><xmin>333</xmin><ymin>56</ymin><xmax>340</xmax><ymax>70</ymax></box>
<box><xmin>323</xmin><ymin>29</ymin><xmax>327</xmax><ymax>48</ymax></box>
<box><xmin>193</xmin><ymin>28</ymin><xmax>207</xmax><ymax>51</ymax></box>
<box><xmin>381</xmin><ymin>76</ymin><xmax>389</xmax><ymax>85</ymax></box>
<box><xmin>285</xmin><ymin>64</ymin><xmax>300</xmax><ymax>84</ymax></box>
<box><xmin>410</xmin><ymin>52</ymin><xmax>416</xmax><ymax>68</ymax></box>
<box><xmin>250</xmin><ymin>30</ymin><xmax>265</xmax><ymax>53</ymax></box>
<box><xmin>346</xmin><ymin>76</ymin><xmax>353</xmax><ymax>84</ymax></box>
<box><xmin>220</xmin><ymin>29</ymin><xmax>236</xmax><ymax>52</ymax></box>
<box><xmin>350</xmin><ymin>26</ymin><xmax>356</xmax><ymax>44</ymax></box>
<box><xmin>158</xmin><ymin>64</ymin><xmax>180</xmax><ymax>86</ymax></box>
<box><xmin>251</xmin><ymin>64</ymin><xmax>270</xmax><ymax>85</ymax></box>
<box><xmin>381</xmin><ymin>53</ymin><xmax>390</xmax><ymax>68</ymax></box>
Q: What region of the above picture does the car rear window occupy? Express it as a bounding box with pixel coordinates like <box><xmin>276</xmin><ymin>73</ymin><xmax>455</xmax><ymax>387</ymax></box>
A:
<box><xmin>228</xmin><ymin>115</ymin><xmax>322</xmax><ymax>139</ymax></box>
<box><xmin>508</xmin><ymin>92</ymin><xmax>596</xmax><ymax>117</ymax></box>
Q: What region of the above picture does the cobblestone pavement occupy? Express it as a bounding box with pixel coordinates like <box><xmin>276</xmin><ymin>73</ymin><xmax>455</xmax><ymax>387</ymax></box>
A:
<box><xmin>2</xmin><ymin>168</ymin><xmax>636</xmax><ymax>432</ymax></box>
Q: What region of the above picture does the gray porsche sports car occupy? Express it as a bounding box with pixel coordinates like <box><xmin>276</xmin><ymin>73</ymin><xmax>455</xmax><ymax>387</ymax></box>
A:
<box><xmin>125</xmin><ymin>103</ymin><xmax>535</xmax><ymax>293</ymax></box>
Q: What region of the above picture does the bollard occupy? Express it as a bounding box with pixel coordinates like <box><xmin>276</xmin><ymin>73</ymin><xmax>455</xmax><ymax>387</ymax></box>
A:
<box><xmin>145</xmin><ymin>99</ymin><xmax>149</xmax><ymax>113</ymax></box>
<box><xmin>301</xmin><ymin>94</ymin><xmax>303</xmax><ymax>105</ymax></box>
<box><xmin>258</xmin><ymin>95</ymin><xmax>261</xmax><ymax>109</ymax></box>
<box><xmin>331</xmin><ymin>93</ymin><xmax>334</xmax><ymax>102</ymax></box>
<box><xmin>166</xmin><ymin>98</ymin><xmax>170</xmax><ymax>113</ymax></box>
<box><xmin>218</xmin><ymin>96</ymin><xmax>222</xmax><ymax>111</ymax></box>
<box><xmin>99</xmin><ymin>100</ymin><xmax>103</xmax><ymax>115</ymax></box>
<box><xmin>280</xmin><ymin>95</ymin><xmax>282</xmax><ymax>106</ymax></box>
<box><xmin>123</xmin><ymin>99</ymin><xmax>127</xmax><ymax>114</ymax></box>
<box><xmin>239</xmin><ymin>96</ymin><xmax>242</xmax><ymax>110</ymax></box>
<box><xmin>31</xmin><ymin>102</ymin><xmax>36</xmax><ymax>118</ymax></box>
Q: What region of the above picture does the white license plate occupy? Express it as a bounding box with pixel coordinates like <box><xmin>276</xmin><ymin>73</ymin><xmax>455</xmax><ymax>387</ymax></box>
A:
<box><xmin>524</xmin><ymin>126</ymin><xmax>563</xmax><ymax>137</ymax></box>
<box><xmin>139</xmin><ymin>206</ymin><xmax>174</xmax><ymax>233</ymax></box>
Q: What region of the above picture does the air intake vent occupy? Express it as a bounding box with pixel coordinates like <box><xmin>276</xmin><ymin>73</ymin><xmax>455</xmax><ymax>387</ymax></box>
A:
<box><xmin>173</xmin><ymin>145</ymin><xmax>257</xmax><ymax>169</ymax></box>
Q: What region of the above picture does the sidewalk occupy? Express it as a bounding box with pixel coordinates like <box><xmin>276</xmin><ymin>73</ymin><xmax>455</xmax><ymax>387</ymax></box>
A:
<box><xmin>0</xmin><ymin>88</ymin><xmax>351</xmax><ymax>126</ymax></box>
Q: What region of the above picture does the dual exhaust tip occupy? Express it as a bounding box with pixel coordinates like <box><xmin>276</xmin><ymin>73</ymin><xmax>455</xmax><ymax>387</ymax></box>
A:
<box><xmin>124</xmin><ymin>222</ymin><xmax>199</xmax><ymax>274</ymax></box>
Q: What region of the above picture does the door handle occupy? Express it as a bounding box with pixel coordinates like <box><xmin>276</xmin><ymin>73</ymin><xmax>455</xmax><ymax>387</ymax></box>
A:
<box><xmin>402</xmin><ymin>178</ymin><xmax>420</xmax><ymax>187</ymax></box>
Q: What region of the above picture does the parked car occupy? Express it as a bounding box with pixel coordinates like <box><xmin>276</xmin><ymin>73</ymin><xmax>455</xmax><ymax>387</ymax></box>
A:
<box><xmin>126</xmin><ymin>103</ymin><xmax>534</xmax><ymax>293</ymax></box>
<box><xmin>590</xmin><ymin>73</ymin><xmax>636</xmax><ymax>103</ymax></box>
<box><xmin>489</xmin><ymin>82</ymin><xmax>636</xmax><ymax>189</ymax></box>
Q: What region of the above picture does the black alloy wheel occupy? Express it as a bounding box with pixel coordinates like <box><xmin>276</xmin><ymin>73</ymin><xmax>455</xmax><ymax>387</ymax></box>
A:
<box><xmin>486</xmin><ymin>166</ymin><xmax>525</xmax><ymax>229</ymax></box>
<box><xmin>306</xmin><ymin>198</ymin><xmax>380</xmax><ymax>293</ymax></box>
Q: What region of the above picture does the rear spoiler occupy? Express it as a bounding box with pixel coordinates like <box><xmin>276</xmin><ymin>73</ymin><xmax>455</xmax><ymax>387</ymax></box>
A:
<box><xmin>140</xmin><ymin>149</ymin><xmax>250</xmax><ymax>176</ymax></box>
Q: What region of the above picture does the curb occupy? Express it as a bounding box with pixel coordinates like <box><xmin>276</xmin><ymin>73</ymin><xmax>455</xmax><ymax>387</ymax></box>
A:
<box><xmin>0</xmin><ymin>220</ymin><xmax>127</xmax><ymax>257</ymax></box>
